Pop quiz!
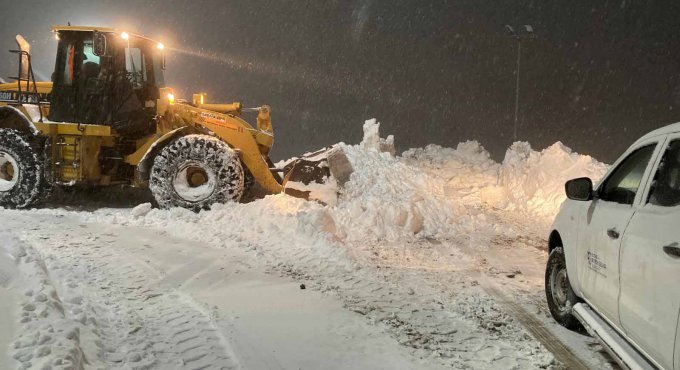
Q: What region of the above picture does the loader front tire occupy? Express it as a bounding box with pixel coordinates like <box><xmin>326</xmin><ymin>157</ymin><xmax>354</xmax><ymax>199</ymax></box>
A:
<box><xmin>0</xmin><ymin>129</ymin><xmax>47</xmax><ymax>209</ymax></box>
<box><xmin>150</xmin><ymin>135</ymin><xmax>244</xmax><ymax>211</ymax></box>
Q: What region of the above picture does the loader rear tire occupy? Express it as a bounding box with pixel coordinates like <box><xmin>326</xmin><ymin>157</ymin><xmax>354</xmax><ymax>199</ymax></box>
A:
<box><xmin>0</xmin><ymin>129</ymin><xmax>48</xmax><ymax>209</ymax></box>
<box><xmin>150</xmin><ymin>135</ymin><xmax>244</xmax><ymax>211</ymax></box>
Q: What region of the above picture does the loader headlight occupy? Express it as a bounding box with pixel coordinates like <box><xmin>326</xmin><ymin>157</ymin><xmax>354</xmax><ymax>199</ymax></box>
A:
<box><xmin>167</xmin><ymin>93</ymin><xmax>175</xmax><ymax>105</ymax></box>
<box><xmin>157</xmin><ymin>42</ymin><xmax>165</xmax><ymax>51</ymax></box>
<box><xmin>121</xmin><ymin>32</ymin><xmax>129</xmax><ymax>40</ymax></box>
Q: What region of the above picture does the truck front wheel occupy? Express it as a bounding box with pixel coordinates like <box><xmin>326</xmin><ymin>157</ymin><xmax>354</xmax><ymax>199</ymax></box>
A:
<box><xmin>149</xmin><ymin>135</ymin><xmax>245</xmax><ymax>211</ymax></box>
<box><xmin>545</xmin><ymin>246</ymin><xmax>581</xmax><ymax>329</ymax></box>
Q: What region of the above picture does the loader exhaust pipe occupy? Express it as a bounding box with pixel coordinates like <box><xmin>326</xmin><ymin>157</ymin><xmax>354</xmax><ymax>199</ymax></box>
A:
<box><xmin>15</xmin><ymin>35</ymin><xmax>30</xmax><ymax>81</ymax></box>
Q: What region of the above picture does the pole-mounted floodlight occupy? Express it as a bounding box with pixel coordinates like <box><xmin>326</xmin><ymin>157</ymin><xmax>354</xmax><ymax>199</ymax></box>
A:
<box><xmin>504</xmin><ymin>24</ymin><xmax>536</xmax><ymax>141</ymax></box>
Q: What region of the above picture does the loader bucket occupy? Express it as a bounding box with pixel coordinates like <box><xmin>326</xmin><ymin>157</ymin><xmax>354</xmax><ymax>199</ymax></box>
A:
<box><xmin>282</xmin><ymin>145</ymin><xmax>353</xmax><ymax>204</ymax></box>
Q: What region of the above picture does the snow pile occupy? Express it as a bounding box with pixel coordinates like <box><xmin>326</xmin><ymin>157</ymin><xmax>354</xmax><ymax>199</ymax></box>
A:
<box><xmin>329</xmin><ymin>124</ymin><xmax>608</xmax><ymax>240</ymax></box>
<box><xmin>403</xmin><ymin>141</ymin><xmax>500</xmax><ymax>196</ymax></box>
<box><xmin>335</xmin><ymin>144</ymin><xmax>429</xmax><ymax>240</ymax></box>
<box><xmin>481</xmin><ymin>141</ymin><xmax>608</xmax><ymax>217</ymax></box>
<box><xmin>331</xmin><ymin>139</ymin><xmax>499</xmax><ymax>241</ymax></box>
<box><xmin>361</xmin><ymin>118</ymin><xmax>395</xmax><ymax>156</ymax></box>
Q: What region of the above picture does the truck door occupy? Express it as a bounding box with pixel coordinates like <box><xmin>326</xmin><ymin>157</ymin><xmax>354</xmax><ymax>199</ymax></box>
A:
<box><xmin>619</xmin><ymin>135</ymin><xmax>680</xmax><ymax>370</ymax></box>
<box><xmin>577</xmin><ymin>139</ymin><xmax>661</xmax><ymax>327</ymax></box>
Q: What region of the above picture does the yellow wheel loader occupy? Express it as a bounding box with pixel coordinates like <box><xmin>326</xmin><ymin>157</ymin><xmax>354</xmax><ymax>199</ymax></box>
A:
<box><xmin>0</xmin><ymin>26</ymin><xmax>351</xmax><ymax>210</ymax></box>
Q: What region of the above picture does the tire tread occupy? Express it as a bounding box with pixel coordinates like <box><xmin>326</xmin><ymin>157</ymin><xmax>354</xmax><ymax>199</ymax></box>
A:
<box><xmin>149</xmin><ymin>135</ymin><xmax>244</xmax><ymax>211</ymax></box>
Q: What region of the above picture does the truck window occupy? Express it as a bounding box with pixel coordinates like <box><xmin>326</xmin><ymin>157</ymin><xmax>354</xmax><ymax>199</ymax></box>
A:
<box><xmin>648</xmin><ymin>140</ymin><xmax>680</xmax><ymax>207</ymax></box>
<box><xmin>599</xmin><ymin>144</ymin><xmax>655</xmax><ymax>205</ymax></box>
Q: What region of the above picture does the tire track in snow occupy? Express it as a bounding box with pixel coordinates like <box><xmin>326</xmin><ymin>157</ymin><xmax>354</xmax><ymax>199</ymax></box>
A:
<box><xmin>15</xmin><ymin>220</ymin><xmax>239</xmax><ymax>370</ymax></box>
<box><xmin>481</xmin><ymin>280</ymin><xmax>590</xmax><ymax>370</ymax></box>
<box><xmin>273</xmin><ymin>241</ymin><xmax>557</xmax><ymax>369</ymax></box>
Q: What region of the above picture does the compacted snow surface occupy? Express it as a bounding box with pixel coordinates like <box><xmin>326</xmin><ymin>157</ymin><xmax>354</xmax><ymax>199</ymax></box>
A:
<box><xmin>0</xmin><ymin>120</ymin><xmax>613</xmax><ymax>369</ymax></box>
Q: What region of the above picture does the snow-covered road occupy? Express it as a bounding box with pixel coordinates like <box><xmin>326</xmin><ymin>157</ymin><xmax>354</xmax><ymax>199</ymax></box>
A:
<box><xmin>1</xmin><ymin>211</ymin><xmax>429</xmax><ymax>369</ymax></box>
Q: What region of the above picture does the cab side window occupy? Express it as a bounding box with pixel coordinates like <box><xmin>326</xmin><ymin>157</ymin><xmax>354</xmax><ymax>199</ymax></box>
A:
<box><xmin>61</xmin><ymin>41</ymin><xmax>76</xmax><ymax>86</ymax></box>
<box><xmin>599</xmin><ymin>144</ymin><xmax>655</xmax><ymax>205</ymax></box>
<box><xmin>648</xmin><ymin>140</ymin><xmax>680</xmax><ymax>207</ymax></box>
<box><xmin>81</xmin><ymin>41</ymin><xmax>101</xmax><ymax>84</ymax></box>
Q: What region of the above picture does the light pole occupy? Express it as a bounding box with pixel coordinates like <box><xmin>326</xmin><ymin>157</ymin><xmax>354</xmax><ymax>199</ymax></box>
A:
<box><xmin>504</xmin><ymin>24</ymin><xmax>535</xmax><ymax>141</ymax></box>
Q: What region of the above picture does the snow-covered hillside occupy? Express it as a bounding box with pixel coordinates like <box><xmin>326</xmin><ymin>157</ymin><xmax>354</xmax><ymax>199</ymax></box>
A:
<box><xmin>0</xmin><ymin>120</ymin><xmax>612</xmax><ymax>369</ymax></box>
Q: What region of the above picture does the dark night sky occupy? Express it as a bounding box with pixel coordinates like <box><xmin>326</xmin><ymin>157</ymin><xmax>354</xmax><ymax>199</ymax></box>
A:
<box><xmin>2</xmin><ymin>0</ymin><xmax>680</xmax><ymax>163</ymax></box>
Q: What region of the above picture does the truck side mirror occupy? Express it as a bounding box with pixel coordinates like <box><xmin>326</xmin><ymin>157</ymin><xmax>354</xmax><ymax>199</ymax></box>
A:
<box><xmin>565</xmin><ymin>177</ymin><xmax>593</xmax><ymax>201</ymax></box>
<box><xmin>93</xmin><ymin>31</ymin><xmax>107</xmax><ymax>56</ymax></box>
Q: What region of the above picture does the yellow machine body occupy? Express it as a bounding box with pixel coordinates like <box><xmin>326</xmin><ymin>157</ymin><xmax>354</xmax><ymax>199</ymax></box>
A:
<box><xmin>0</xmin><ymin>25</ymin><xmax>349</xmax><ymax>207</ymax></box>
<box><xmin>0</xmin><ymin>81</ymin><xmax>283</xmax><ymax>192</ymax></box>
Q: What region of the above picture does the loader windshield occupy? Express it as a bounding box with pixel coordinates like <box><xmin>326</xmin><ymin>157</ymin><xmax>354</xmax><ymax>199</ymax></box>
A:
<box><xmin>124</xmin><ymin>37</ymin><xmax>164</xmax><ymax>89</ymax></box>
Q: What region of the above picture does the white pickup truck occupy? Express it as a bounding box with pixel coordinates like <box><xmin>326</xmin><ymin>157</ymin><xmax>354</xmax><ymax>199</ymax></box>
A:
<box><xmin>546</xmin><ymin>122</ymin><xmax>680</xmax><ymax>370</ymax></box>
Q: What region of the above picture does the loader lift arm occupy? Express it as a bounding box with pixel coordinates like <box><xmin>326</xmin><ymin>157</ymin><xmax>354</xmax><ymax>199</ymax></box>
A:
<box><xmin>128</xmin><ymin>91</ymin><xmax>284</xmax><ymax>194</ymax></box>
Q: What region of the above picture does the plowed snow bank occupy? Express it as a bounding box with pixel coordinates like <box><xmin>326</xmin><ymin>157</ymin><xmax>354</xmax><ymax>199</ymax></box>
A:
<box><xmin>482</xmin><ymin>141</ymin><xmax>608</xmax><ymax>218</ymax></box>
<box><xmin>326</xmin><ymin>121</ymin><xmax>608</xmax><ymax>241</ymax></box>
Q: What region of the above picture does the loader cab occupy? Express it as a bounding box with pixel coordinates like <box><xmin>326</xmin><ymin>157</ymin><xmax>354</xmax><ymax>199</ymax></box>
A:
<box><xmin>49</xmin><ymin>27</ymin><xmax>165</xmax><ymax>136</ymax></box>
